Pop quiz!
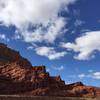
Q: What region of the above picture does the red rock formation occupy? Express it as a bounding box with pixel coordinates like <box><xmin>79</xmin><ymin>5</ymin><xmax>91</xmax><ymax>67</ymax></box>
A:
<box><xmin>0</xmin><ymin>43</ymin><xmax>100</xmax><ymax>97</ymax></box>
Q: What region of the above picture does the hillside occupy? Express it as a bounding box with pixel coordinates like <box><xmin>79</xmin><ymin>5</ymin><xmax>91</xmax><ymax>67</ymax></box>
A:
<box><xmin>0</xmin><ymin>43</ymin><xmax>100</xmax><ymax>97</ymax></box>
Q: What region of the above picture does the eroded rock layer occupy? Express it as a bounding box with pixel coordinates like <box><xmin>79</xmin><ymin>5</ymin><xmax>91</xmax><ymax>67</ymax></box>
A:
<box><xmin>0</xmin><ymin>43</ymin><xmax>100</xmax><ymax>97</ymax></box>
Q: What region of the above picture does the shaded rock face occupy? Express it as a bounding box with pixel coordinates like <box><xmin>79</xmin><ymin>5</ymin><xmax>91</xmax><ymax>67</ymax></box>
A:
<box><xmin>0</xmin><ymin>43</ymin><xmax>100</xmax><ymax>97</ymax></box>
<box><xmin>0</xmin><ymin>43</ymin><xmax>31</xmax><ymax>68</ymax></box>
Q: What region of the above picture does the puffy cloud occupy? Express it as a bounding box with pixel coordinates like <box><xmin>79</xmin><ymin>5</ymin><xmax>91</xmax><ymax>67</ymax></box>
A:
<box><xmin>0</xmin><ymin>0</ymin><xmax>77</xmax><ymax>43</ymax></box>
<box><xmin>0</xmin><ymin>0</ymin><xmax>75</xmax><ymax>27</ymax></box>
<box><xmin>0</xmin><ymin>0</ymin><xmax>78</xmax><ymax>60</ymax></box>
<box><xmin>61</xmin><ymin>31</ymin><xmax>100</xmax><ymax>60</ymax></box>
<box><xmin>35</xmin><ymin>46</ymin><xmax>67</xmax><ymax>60</ymax></box>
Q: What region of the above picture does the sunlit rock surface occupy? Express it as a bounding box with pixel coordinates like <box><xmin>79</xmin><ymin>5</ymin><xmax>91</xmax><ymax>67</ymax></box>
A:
<box><xmin>0</xmin><ymin>43</ymin><xmax>100</xmax><ymax>97</ymax></box>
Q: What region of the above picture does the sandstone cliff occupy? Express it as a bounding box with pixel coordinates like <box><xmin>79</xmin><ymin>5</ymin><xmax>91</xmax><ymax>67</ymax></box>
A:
<box><xmin>0</xmin><ymin>43</ymin><xmax>100</xmax><ymax>97</ymax></box>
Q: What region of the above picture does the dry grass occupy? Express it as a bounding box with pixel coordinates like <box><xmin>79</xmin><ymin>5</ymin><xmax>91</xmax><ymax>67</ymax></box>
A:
<box><xmin>0</xmin><ymin>95</ymin><xmax>99</xmax><ymax>100</ymax></box>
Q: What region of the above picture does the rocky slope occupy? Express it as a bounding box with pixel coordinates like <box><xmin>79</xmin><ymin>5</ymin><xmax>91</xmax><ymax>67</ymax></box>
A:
<box><xmin>0</xmin><ymin>43</ymin><xmax>100</xmax><ymax>97</ymax></box>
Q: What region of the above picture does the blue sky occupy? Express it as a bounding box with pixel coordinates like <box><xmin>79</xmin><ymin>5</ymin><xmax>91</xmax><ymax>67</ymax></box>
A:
<box><xmin>0</xmin><ymin>0</ymin><xmax>100</xmax><ymax>87</ymax></box>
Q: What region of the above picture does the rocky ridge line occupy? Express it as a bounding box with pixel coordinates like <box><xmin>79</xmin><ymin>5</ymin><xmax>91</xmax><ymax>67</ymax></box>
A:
<box><xmin>0</xmin><ymin>43</ymin><xmax>100</xmax><ymax>97</ymax></box>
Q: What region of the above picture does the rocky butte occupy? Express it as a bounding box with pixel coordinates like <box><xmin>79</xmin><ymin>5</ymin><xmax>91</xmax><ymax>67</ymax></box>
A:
<box><xmin>0</xmin><ymin>43</ymin><xmax>100</xmax><ymax>97</ymax></box>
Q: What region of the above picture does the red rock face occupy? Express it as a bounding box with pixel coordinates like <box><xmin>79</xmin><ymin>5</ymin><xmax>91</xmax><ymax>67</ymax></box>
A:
<box><xmin>0</xmin><ymin>43</ymin><xmax>100</xmax><ymax>97</ymax></box>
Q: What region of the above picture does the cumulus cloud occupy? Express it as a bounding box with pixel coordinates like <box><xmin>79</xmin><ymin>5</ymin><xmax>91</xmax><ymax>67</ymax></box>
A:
<box><xmin>61</xmin><ymin>31</ymin><xmax>100</xmax><ymax>60</ymax></box>
<box><xmin>35</xmin><ymin>46</ymin><xmax>67</xmax><ymax>60</ymax></box>
<box><xmin>0</xmin><ymin>0</ymin><xmax>77</xmax><ymax>43</ymax></box>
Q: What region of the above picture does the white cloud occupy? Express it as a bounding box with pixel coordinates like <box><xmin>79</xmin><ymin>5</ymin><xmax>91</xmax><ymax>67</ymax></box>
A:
<box><xmin>61</xmin><ymin>31</ymin><xmax>100</xmax><ymax>60</ymax></box>
<box><xmin>35</xmin><ymin>46</ymin><xmax>67</xmax><ymax>60</ymax></box>
<box><xmin>77</xmin><ymin>71</ymin><xmax>100</xmax><ymax>80</ymax></box>
<box><xmin>78</xmin><ymin>74</ymin><xmax>85</xmax><ymax>79</ymax></box>
<box><xmin>0</xmin><ymin>0</ymin><xmax>77</xmax><ymax>43</ymax></box>
<box><xmin>74</xmin><ymin>19</ymin><xmax>85</xmax><ymax>27</ymax></box>
<box><xmin>0</xmin><ymin>33</ymin><xmax>10</xmax><ymax>42</ymax></box>
<box><xmin>21</xmin><ymin>17</ymin><xmax>66</xmax><ymax>43</ymax></box>
<box><xmin>12</xmin><ymin>30</ymin><xmax>21</xmax><ymax>40</ymax></box>
<box><xmin>0</xmin><ymin>0</ymin><xmax>74</xmax><ymax>27</ymax></box>
<box><xmin>51</xmin><ymin>65</ymin><xmax>64</xmax><ymax>71</ymax></box>
<box><xmin>27</xmin><ymin>46</ymin><xmax>34</xmax><ymax>50</ymax></box>
<box><xmin>92</xmin><ymin>72</ymin><xmax>100</xmax><ymax>79</ymax></box>
<box><xmin>0</xmin><ymin>34</ymin><xmax>6</xmax><ymax>39</ymax></box>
